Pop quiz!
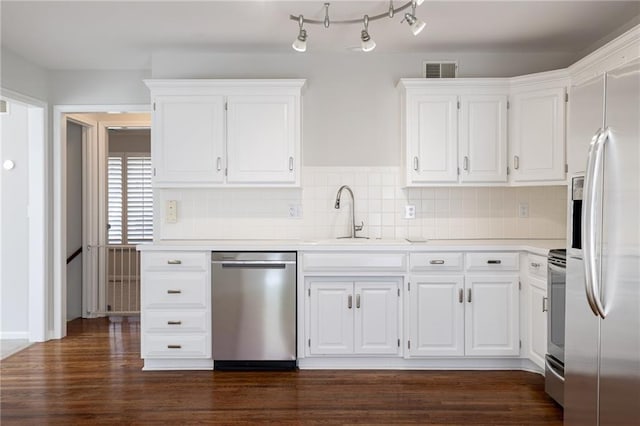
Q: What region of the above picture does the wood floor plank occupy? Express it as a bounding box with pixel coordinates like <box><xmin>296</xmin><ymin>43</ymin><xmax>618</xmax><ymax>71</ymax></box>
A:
<box><xmin>1</xmin><ymin>318</ymin><xmax>563</xmax><ymax>425</ymax></box>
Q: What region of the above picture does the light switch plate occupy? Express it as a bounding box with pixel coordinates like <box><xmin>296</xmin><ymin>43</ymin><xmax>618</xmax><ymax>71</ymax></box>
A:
<box><xmin>166</xmin><ymin>200</ymin><xmax>178</xmax><ymax>223</ymax></box>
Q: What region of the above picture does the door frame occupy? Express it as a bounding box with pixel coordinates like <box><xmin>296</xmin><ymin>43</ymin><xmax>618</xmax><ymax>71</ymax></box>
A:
<box><xmin>52</xmin><ymin>105</ymin><xmax>150</xmax><ymax>339</ymax></box>
<box><xmin>0</xmin><ymin>88</ymin><xmax>48</xmax><ymax>342</ymax></box>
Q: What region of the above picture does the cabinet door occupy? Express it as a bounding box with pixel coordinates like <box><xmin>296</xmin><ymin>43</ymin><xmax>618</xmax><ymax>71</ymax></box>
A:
<box><xmin>407</xmin><ymin>94</ymin><xmax>458</xmax><ymax>183</ymax></box>
<box><xmin>226</xmin><ymin>95</ymin><xmax>297</xmax><ymax>184</ymax></box>
<box><xmin>511</xmin><ymin>87</ymin><xmax>566</xmax><ymax>182</ymax></box>
<box><xmin>459</xmin><ymin>95</ymin><xmax>508</xmax><ymax>183</ymax></box>
<box><xmin>408</xmin><ymin>275</ymin><xmax>465</xmax><ymax>357</ymax></box>
<box><xmin>308</xmin><ymin>281</ymin><xmax>354</xmax><ymax>355</ymax></box>
<box><xmin>465</xmin><ymin>274</ymin><xmax>519</xmax><ymax>356</ymax></box>
<box><xmin>153</xmin><ymin>95</ymin><xmax>225</xmax><ymax>185</ymax></box>
<box><xmin>528</xmin><ymin>278</ymin><xmax>548</xmax><ymax>368</ymax></box>
<box><xmin>354</xmin><ymin>281</ymin><xmax>399</xmax><ymax>355</ymax></box>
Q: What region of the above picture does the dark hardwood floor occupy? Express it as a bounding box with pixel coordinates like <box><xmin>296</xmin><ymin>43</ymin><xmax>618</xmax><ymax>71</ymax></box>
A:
<box><xmin>1</xmin><ymin>318</ymin><xmax>562</xmax><ymax>425</ymax></box>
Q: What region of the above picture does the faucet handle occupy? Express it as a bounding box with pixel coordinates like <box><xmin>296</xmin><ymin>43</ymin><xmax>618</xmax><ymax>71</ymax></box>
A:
<box><xmin>355</xmin><ymin>221</ymin><xmax>364</xmax><ymax>232</ymax></box>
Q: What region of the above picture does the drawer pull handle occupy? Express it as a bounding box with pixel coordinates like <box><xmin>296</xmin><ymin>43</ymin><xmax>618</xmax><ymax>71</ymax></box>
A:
<box><xmin>429</xmin><ymin>260</ymin><xmax>445</xmax><ymax>265</ymax></box>
<box><xmin>167</xmin><ymin>345</ymin><xmax>182</xmax><ymax>349</ymax></box>
<box><xmin>167</xmin><ymin>290</ymin><xmax>182</xmax><ymax>294</ymax></box>
<box><xmin>167</xmin><ymin>321</ymin><xmax>182</xmax><ymax>325</ymax></box>
<box><xmin>530</xmin><ymin>262</ymin><xmax>541</xmax><ymax>268</ymax></box>
<box><xmin>167</xmin><ymin>260</ymin><xmax>182</xmax><ymax>265</ymax></box>
<box><xmin>487</xmin><ymin>260</ymin><xmax>502</xmax><ymax>265</ymax></box>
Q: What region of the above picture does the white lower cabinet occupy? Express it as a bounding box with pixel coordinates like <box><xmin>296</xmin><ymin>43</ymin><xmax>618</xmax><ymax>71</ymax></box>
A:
<box><xmin>306</xmin><ymin>278</ymin><xmax>401</xmax><ymax>356</ymax></box>
<box><xmin>140</xmin><ymin>250</ymin><xmax>211</xmax><ymax>368</ymax></box>
<box><xmin>464</xmin><ymin>275</ymin><xmax>520</xmax><ymax>356</ymax></box>
<box><xmin>528</xmin><ymin>277</ymin><xmax>548</xmax><ymax>368</ymax></box>
<box><xmin>408</xmin><ymin>275</ymin><xmax>465</xmax><ymax>357</ymax></box>
<box><xmin>408</xmin><ymin>274</ymin><xmax>519</xmax><ymax>357</ymax></box>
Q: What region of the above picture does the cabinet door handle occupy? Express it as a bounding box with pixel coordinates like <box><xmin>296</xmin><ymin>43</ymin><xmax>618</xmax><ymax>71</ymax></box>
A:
<box><xmin>514</xmin><ymin>155</ymin><xmax>520</xmax><ymax>170</ymax></box>
<box><xmin>167</xmin><ymin>321</ymin><xmax>182</xmax><ymax>325</ymax></box>
<box><xmin>463</xmin><ymin>156</ymin><xmax>469</xmax><ymax>171</ymax></box>
<box><xmin>356</xmin><ymin>294</ymin><xmax>361</xmax><ymax>309</ymax></box>
<box><xmin>458</xmin><ymin>288</ymin><xmax>464</xmax><ymax>304</ymax></box>
<box><xmin>348</xmin><ymin>295</ymin><xmax>352</xmax><ymax>309</ymax></box>
<box><xmin>530</xmin><ymin>262</ymin><xmax>540</xmax><ymax>268</ymax></box>
<box><xmin>413</xmin><ymin>156</ymin><xmax>419</xmax><ymax>171</ymax></box>
<box><xmin>167</xmin><ymin>345</ymin><xmax>182</xmax><ymax>349</ymax></box>
<box><xmin>167</xmin><ymin>289</ymin><xmax>182</xmax><ymax>294</ymax></box>
<box><xmin>216</xmin><ymin>157</ymin><xmax>222</xmax><ymax>172</ymax></box>
<box><xmin>467</xmin><ymin>288</ymin><xmax>472</xmax><ymax>303</ymax></box>
<box><xmin>289</xmin><ymin>156</ymin><xmax>294</xmax><ymax>171</ymax></box>
<box><xmin>487</xmin><ymin>259</ymin><xmax>502</xmax><ymax>265</ymax></box>
<box><xmin>429</xmin><ymin>259</ymin><xmax>445</xmax><ymax>265</ymax></box>
<box><xmin>167</xmin><ymin>260</ymin><xmax>182</xmax><ymax>265</ymax></box>
<box><xmin>542</xmin><ymin>297</ymin><xmax>548</xmax><ymax>312</ymax></box>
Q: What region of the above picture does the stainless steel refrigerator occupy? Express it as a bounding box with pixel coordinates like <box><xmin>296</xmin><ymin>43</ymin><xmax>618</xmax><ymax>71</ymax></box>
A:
<box><xmin>564</xmin><ymin>59</ymin><xmax>640</xmax><ymax>425</ymax></box>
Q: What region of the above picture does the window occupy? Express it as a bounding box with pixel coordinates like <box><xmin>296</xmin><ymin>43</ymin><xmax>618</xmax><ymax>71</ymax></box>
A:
<box><xmin>108</xmin><ymin>152</ymin><xmax>153</xmax><ymax>244</ymax></box>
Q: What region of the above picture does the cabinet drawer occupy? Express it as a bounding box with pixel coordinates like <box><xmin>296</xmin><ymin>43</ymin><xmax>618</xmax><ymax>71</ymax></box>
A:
<box><xmin>142</xmin><ymin>334</ymin><xmax>210</xmax><ymax>358</ymax></box>
<box><xmin>527</xmin><ymin>254</ymin><xmax>548</xmax><ymax>280</ymax></box>
<box><xmin>144</xmin><ymin>310</ymin><xmax>209</xmax><ymax>333</ymax></box>
<box><xmin>303</xmin><ymin>252</ymin><xmax>406</xmax><ymax>272</ymax></box>
<box><xmin>143</xmin><ymin>251</ymin><xmax>208</xmax><ymax>271</ymax></box>
<box><xmin>466</xmin><ymin>252</ymin><xmax>519</xmax><ymax>271</ymax></box>
<box><xmin>409</xmin><ymin>252</ymin><xmax>463</xmax><ymax>272</ymax></box>
<box><xmin>143</xmin><ymin>272</ymin><xmax>208</xmax><ymax>309</ymax></box>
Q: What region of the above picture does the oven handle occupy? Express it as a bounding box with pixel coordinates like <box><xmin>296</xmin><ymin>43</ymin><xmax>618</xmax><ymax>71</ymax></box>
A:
<box><xmin>582</xmin><ymin>127</ymin><xmax>607</xmax><ymax>319</ymax></box>
<box><xmin>545</xmin><ymin>357</ymin><xmax>565</xmax><ymax>383</ymax></box>
<box><xmin>215</xmin><ymin>260</ymin><xmax>295</xmax><ymax>269</ymax></box>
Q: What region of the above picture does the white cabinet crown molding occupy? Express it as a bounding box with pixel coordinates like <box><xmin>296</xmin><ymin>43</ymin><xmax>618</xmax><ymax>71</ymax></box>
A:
<box><xmin>145</xmin><ymin>79</ymin><xmax>306</xmax><ymax>95</ymax></box>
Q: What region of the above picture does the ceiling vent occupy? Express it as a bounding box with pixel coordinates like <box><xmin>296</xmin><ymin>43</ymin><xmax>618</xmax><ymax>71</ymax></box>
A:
<box><xmin>423</xmin><ymin>61</ymin><xmax>458</xmax><ymax>78</ymax></box>
<box><xmin>0</xmin><ymin>100</ymin><xmax>8</xmax><ymax>114</ymax></box>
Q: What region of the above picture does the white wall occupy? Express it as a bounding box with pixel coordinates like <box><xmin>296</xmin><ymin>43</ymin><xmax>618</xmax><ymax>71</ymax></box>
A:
<box><xmin>66</xmin><ymin>122</ymin><xmax>83</xmax><ymax>321</ymax></box>
<box><xmin>1</xmin><ymin>100</ymin><xmax>30</xmax><ymax>337</ymax></box>
<box><xmin>48</xmin><ymin>70</ymin><xmax>151</xmax><ymax>105</ymax></box>
<box><xmin>151</xmin><ymin>50</ymin><xmax>574</xmax><ymax>167</ymax></box>
<box><xmin>0</xmin><ymin>48</ymin><xmax>49</xmax><ymax>102</ymax></box>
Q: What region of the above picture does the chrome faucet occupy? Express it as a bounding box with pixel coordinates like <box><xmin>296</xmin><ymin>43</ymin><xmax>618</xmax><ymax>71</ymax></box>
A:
<box><xmin>334</xmin><ymin>185</ymin><xmax>367</xmax><ymax>239</ymax></box>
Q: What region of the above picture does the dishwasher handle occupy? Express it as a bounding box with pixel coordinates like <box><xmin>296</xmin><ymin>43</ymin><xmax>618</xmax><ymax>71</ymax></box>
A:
<box><xmin>217</xmin><ymin>261</ymin><xmax>293</xmax><ymax>269</ymax></box>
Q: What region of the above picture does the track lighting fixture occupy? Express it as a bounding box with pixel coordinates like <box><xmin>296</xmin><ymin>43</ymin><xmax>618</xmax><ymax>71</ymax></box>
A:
<box><xmin>360</xmin><ymin>15</ymin><xmax>376</xmax><ymax>52</ymax></box>
<box><xmin>403</xmin><ymin>2</ymin><xmax>426</xmax><ymax>36</ymax></box>
<box><xmin>289</xmin><ymin>1</ymin><xmax>425</xmax><ymax>52</ymax></box>
<box><xmin>292</xmin><ymin>15</ymin><xmax>307</xmax><ymax>52</ymax></box>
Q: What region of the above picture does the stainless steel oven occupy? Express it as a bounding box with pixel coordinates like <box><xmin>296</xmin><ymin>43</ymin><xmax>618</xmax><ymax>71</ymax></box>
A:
<box><xmin>545</xmin><ymin>249</ymin><xmax>566</xmax><ymax>406</ymax></box>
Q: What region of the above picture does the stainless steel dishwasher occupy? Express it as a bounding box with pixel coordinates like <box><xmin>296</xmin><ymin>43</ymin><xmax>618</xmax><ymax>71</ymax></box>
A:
<box><xmin>211</xmin><ymin>252</ymin><xmax>296</xmax><ymax>370</ymax></box>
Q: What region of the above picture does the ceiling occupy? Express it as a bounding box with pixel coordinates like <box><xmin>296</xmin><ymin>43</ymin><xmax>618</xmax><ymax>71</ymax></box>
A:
<box><xmin>2</xmin><ymin>1</ymin><xmax>639</xmax><ymax>70</ymax></box>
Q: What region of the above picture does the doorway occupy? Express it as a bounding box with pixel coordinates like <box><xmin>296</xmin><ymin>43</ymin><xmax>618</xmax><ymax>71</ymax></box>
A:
<box><xmin>53</xmin><ymin>107</ymin><xmax>150</xmax><ymax>338</ymax></box>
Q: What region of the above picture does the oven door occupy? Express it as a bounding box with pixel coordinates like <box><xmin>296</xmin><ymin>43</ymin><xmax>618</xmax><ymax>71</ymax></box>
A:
<box><xmin>547</xmin><ymin>262</ymin><xmax>566</xmax><ymax>363</ymax></box>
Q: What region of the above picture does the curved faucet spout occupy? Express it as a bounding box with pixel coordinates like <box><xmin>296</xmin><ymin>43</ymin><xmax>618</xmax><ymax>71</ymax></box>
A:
<box><xmin>334</xmin><ymin>185</ymin><xmax>364</xmax><ymax>238</ymax></box>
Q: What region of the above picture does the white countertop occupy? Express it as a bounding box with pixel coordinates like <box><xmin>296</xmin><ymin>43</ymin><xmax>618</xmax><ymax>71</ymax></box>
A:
<box><xmin>137</xmin><ymin>238</ymin><xmax>565</xmax><ymax>256</ymax></box>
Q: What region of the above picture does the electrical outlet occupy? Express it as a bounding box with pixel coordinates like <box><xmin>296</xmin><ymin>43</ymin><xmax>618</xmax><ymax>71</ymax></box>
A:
<box><xmin>518</xmin><ymin>202</ymin><xmax>529</xmax><ymax>218</ymax></box>
<box><xmin>405</xmin><ymin>205</ymin><xmax>416</xmax><ymax>219</ymax></box>
<box><xmin>166</xmin><ymin>200</ymin><xmax>177</xmax><ymax>223</ymax></box>
<box><xmin>288</xmin><ymin>204</ymin><xmax>302</xmax><ymax>218</ymax></box>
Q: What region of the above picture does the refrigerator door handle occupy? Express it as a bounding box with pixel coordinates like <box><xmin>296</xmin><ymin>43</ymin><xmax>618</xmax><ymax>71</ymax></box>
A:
<box><xmin>582</xmin><ymin>128</ymin><xmax>608</xmax><ymax>319</ymax></box>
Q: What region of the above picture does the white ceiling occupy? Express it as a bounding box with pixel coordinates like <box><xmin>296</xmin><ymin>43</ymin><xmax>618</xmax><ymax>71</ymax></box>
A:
<box><xmin>2</xmin><ymin>1</ymin><xmax>639</xmax><ymax>70</ymax></box>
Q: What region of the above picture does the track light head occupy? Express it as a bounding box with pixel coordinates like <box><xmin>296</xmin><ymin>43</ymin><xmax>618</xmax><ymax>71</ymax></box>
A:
<box><xmin>292</xmin><ymin>15</ymin><xmax>307</xmax><ymax>52</ymax></box>
<box><xmin>360</xmin><ymin>15</ymin><xmax>376</xmax><ymax>52</ymax></box>
<box><xmin>404</xmin><ymin>12</ymin><xmax>426</xmax><ymax>36</ymax></box>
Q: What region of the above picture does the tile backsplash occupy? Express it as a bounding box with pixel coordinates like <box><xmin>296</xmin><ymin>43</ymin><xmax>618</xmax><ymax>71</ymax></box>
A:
<box><xmin>157</xmin><ymin>167</ymin><xmax>567</xmax><ymax>241</ymax></box>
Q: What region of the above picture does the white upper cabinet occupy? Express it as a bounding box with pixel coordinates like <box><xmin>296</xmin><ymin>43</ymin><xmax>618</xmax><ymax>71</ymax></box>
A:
<box><xmin>145</xmin><ymin>80</ymin><xmax>304</xmax><ymax>187</ymax></box>
<box><xmin>459</xmin><ymin>95</ymin><xmax>508</xmax><ymax>183</ymax></box>
<box><xmin>226</xmin><ymin>95</ymin><xmax>297</xmax><ymax>184</ymax></box>
<box><xmin>399</xmin><ymin>80</ymin><xmax>509</xmax><ymax>186</ymax></box>
<box><xmin>510</xmin><ymin>74</ymin><xmax>568</xmax><ymax>183</ymax></box>
<box><xmin>406</xmin><ymin>94</ymin><xmax>459</xmax><ymax>183</ymax></box>
<box><xmin>152</xmin><ymin>95</ymin><xmax>225</xmax><ymax>185</ymax></box>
